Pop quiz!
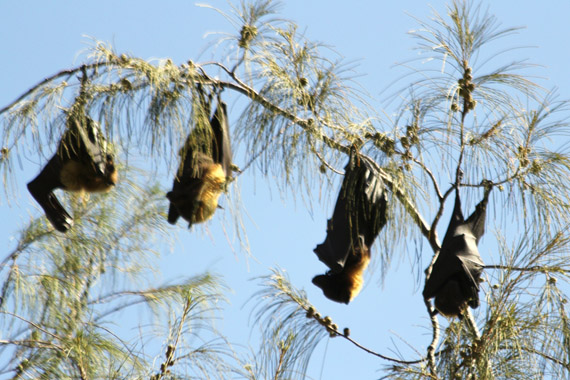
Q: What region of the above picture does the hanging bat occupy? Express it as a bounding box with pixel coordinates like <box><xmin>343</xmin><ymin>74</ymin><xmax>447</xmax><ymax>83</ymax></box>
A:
<box><xmin>312</xmin><ymin>153</ymin><xmax>388</xmax><ymax>304</ymax></box>
<box><xmin>422</xmin><ymin>184</ymin><xmax>492</xmax><ymax>318</ymax></box>
<box><xmin>312</xmin><ymin>236</ymin><xmax>372</xmax><ymax>304</ymax></box>
<box><xmin>166</xmin><ymin>94</ymin><xmax>232</xmax><ymax>227</ymax></box>
<box><xmin>27</xmin><ymin>114</ymin><xmax>118</xmax><ymax>232</ymax></box>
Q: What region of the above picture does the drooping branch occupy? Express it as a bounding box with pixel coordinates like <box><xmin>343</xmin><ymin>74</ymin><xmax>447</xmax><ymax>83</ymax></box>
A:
<box><xmin>0</xmin><ymin>62</ymin><xmax>108</xmax><ymax>116</ymax></box>
<box><xmin>259</xmin><ymin>270</ymin><xmax>430</xmax><ymax>366</ymax></box>
<box><xmin>424</xmin><ymin>298</ymin><xmax>440</xmax><ymax>379</ymax></box>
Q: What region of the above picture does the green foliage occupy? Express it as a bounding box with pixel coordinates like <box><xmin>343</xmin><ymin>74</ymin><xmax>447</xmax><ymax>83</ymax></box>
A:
<box><xmin>0</xmin><ymin>172</ymin><xmax>230</xmax><ymax>379</ymax></box>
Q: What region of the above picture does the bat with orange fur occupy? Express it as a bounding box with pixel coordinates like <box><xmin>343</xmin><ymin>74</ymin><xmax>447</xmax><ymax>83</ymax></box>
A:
<box><xmin>167</xmin><ymin>93</ymin><xmax>232</xmax><ymax>227</ymax></box>
<box><xmin>312</xmin><ymin>153</ymin><xmax>387</xmax><ymax>304</ymax></box>
<box><xmin>27</xmin><ymin>114</ymin><xmax>118</xmax><ymax>232</ymax></box>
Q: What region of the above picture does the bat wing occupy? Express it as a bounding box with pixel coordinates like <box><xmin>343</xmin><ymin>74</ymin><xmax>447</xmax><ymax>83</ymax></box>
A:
<box><xmin>440</xmin><ymin>189</ymin><xmax>466</xmax><ymax>245</ymax></box>
<box><xmin>313</xmin><ymin>196</ymin><xmax>352</xmax><ymax>273</ymax></box>
<box><xmin>167</xmin><ymin>86</ymin><xmax>214</xmax><ymax>225</ymax></box>
<box><xmin>60</xmin><ymin>116</ymin><xmax>108</xmax><ymax>177</ymax></box>
<box><xmin>359</xmin><ymin>160</ymin><xmax>388</xmax><ymax>247</ymax></box>
<box><xmin>313</xmin><ymin>154</ymin><xmax>387</xmax><ymax>273</ymax></box>
<box><xmin>210</xmin><ymin>100</ymin><xmax>232</xmax><ymax>178</ymax></box>
<box><xmin>27</xmin><ymin>155</ymin><xmax>73</xmax><ymax>232</ymax></box>
<box><xmin>423</xmin><ymin>187</ymin><xmax>490</xmax><ymax>310</ymax></box>
<box><xmin>464</xmin><ymin>185</ymin><xmax>492</xmax><ymax>243</ymax></box>
<box><xmin>422</xmin><ymin>236</ymin><xmax>466</xmax><ymax>301</ymax></box>
<box><xmin>27</xmin><ymin>113</ymin><xmax>113</xmax><ymax>232</ymax></box>
<box><xmin>455</xmin><ymin>236</ymin><xmax>485</xmax><ymax>308</ymax></box>
<box><xmin>423</xmin><ymin>234</ymin><xmax>485</xmax><ymax>312</ymax></box>
<box><xmin>314</xmin><ymin>156</ymin><xmax>359</xmax><ymax>272</ymax></box>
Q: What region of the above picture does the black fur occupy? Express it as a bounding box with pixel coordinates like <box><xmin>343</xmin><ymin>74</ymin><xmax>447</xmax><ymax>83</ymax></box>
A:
<box><xmin>423</xmin><ymin>186</ymin><xmax>492</xmax><ymax>317</ymax></box>
<box><xmin>312</xmin><ymin>153</ymin><xmax>388</xmax><ymax>303</ymax></box>
<box><xmin>27</xmin><ymin>115</ymin><xmax>117</xmax><ymax>232</ymax></box>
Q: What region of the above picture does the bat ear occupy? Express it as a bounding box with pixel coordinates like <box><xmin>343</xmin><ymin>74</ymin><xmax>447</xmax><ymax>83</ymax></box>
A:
<box><xmin>312</xmin><ymin>274</ymin><xmax>325</xmax><ymax>287</ymax></box>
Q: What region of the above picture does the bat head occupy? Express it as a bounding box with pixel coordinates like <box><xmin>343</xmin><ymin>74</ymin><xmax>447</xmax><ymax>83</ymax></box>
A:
<box><xmin>312</xmin><ymin>243</ymin><xmax>370</xmax><ymax>304</ymax></box>
<box><xmin>104</xmin><ymin>154</ymin><xmax>118</xmax><ymax>187</ymax></box>
<box><xmin>312</xmin><ymin>273</ymin><xmax>353</xmax><ymax>304</ymax></box>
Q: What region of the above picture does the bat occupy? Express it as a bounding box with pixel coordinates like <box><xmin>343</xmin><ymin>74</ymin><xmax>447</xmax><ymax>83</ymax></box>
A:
<box><xmin>27</xmin><ymin>113</ymin><xmax>118</xmax><ymax>232</ymax></box>
<box><xmin>312</xmin><ymin>237</ymin><xmax>371</xmax><ymax>304</ymax></box>
<box><xmin>312</xmin><ymin>153</ymin><xmax>388</xmax><ymax>304</ymax></box>
<box><xmin>166</xmin><ymin>93</ymin><xmax>232</xmax><ymax>227</ymax></box>
<box><xmin>422</xmin><ymin>184</ymin><xmax>492</xmax><ymax>318</ymax></box>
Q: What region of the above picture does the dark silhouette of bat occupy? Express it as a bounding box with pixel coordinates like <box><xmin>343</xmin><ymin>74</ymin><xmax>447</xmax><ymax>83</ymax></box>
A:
<box><xmin>312</xmin><ymin>153</ymin><xmax>388</xmax><ymax>304</ymax></box>
<box><xmin>166</xmin><ymin>94</ymin><xmax>232</xmax><ymax>227</ymax></box>
<box><xmin>423</xmin><ymin>184</ymin><xmax>492</xmax><ymax>318</ymax></box>
<box><xmin>27</xmin><ymin>114</ymin><xmax>118</xmax><ymax>232</ymax></box>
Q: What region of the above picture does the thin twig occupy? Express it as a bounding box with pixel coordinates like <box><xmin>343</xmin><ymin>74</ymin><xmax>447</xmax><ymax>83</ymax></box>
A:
<box><xmin>0</xmin><ymin>63</ymin><xmax>106</xmax><ymax>115</ymax></box>
<box><xmin>424</xmin><ymin>298</ymin><xmax>440</xmax><ymax>379</ymax></box>
<box><xmin>464</xmin><ymin>309</ymin><xmax>481</xmax><ymax>340</ymax></box>
<box><xmin>485</xmin><ymin>264</ymin><xmax>570</xmax><ymax>273</ymax></box>
<box><xmin>410</xmin><ymin>155</ymin><xmax>443</xmax><ymax>201</ymax></box>
<box><xmin>359</xmin><ymin>154</ymin><xmax>439</xmax><ymax>252</ymax></box>
<box><xmin>322</xmin><ymin>324</ymin><xmax>428</xmax><ymax>365</ymax></box>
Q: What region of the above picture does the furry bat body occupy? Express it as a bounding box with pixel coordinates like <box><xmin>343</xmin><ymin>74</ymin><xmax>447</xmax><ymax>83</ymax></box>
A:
<box><xmin>313</xmin><ymin>154</ymin><xmax>387</xmax><ymax>304</ymax></box>
<box><xmin>27</xmin><ymin>115</ymin><xmax>117</xmax><ymax>232</ymax></box>
<box><xmin>423</xmin><ymin>186</ymin><xmax>492</xmax><ymax>317</ymax></box>
<box><xmin>167</xmin><ymin>95</ymin><xmax>232</xmax><ymax>227</ymax></box>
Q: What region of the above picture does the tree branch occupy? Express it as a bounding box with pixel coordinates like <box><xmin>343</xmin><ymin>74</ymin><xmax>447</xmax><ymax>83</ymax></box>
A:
<box><xmin>0</xmin><ymin>63</ymin><xmax>107</xmax><ymax>115</ymax></box>
<box><xmin>424</xmin><ymin>298</ymin><xmax>440</xmax><ymax>379</ymax></box>
<box><xmin>485</xmin><ymin>264</ymin><xmax>570</xmax><ymax>274</ymax></box>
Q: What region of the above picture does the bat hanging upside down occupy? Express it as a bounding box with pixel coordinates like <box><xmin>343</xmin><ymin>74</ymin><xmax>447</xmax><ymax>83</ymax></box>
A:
<box><xmin>423</xmin><ymin>183</ymin><xmax>492</xmax><ymax>318</ymax></box>
<box><xmin>312</xmin><ymin>152</ymin><xmax>388</xmax><ymax>304</ymax></box>
<box><xmin>166</xmin><ymin>94</ymin><xmax>233</xmax><ymax>228</ymax></box>
<box><xmin>27</xmin><ymin>114</ymin><xmax>118</xmax><ymax>232</ymax></box>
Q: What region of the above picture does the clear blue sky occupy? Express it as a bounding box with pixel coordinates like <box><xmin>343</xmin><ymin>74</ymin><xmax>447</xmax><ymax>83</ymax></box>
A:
<box><xmin>1</xmin><ymin>1</ymin><xmax>569</xmax><ymax>379</ymax></box>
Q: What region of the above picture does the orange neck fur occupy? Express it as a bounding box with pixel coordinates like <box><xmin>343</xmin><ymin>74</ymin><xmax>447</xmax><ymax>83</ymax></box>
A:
<box><xmin>60</xmin><ymin>161</ymin><xmax>117</xmax><ymax>193</ymax></box>
<box><xmin>345</xmin><ymin>252</ymin><xmax>370</xmax><ymax>301</ymax></box>
<box><xmin>192</xmin><ymin>164</ymin><xmax>226</xmax><ymax>223</ymax></box>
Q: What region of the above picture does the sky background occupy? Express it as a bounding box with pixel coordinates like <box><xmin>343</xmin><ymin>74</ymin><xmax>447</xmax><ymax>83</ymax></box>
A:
<box><xmin>1</xmin><ymin>1</ymin><xmax>570</xmax><ymax>379</ymax></box>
